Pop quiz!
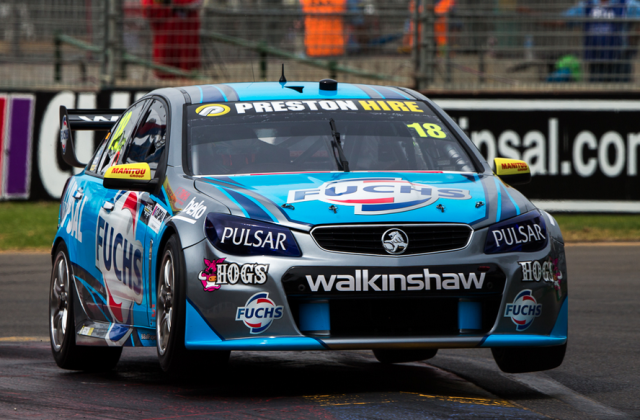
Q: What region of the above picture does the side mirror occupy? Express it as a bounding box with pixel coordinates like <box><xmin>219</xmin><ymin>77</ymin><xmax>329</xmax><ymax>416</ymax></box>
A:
<box><xmin>103</xmin><ymin>163</ymin><xmax>159</xmax><ymax>193</ymax></box>
<box><xmin>493</xmin><ymin>158</ymin><xmax>531</xmax><ymax>185</ymax></box>
<box><xmin>59</xmin><ymin>106</ymin><xmax>87</xmax><ymax>168</ymax></box>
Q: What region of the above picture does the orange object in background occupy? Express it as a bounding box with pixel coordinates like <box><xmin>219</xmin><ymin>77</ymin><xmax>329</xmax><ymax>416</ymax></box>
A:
<box><xmin>301</xmin><ymin>0</ymin><xmax>347</xmax><ymax>57</ymax></box>
<box><xmin>434</xmin><ymin>0</ymin><xmax>454</xmax><ymax>48</ymax></box>
<box><xmin>403</xmin><ymin>0</ymin><xmax>455</xmax><ymax>51</ymax></box>
<box><xmin>142</xmin><ymin>0</ymin><xmax>202</xmax><ymax>79</ymax></box>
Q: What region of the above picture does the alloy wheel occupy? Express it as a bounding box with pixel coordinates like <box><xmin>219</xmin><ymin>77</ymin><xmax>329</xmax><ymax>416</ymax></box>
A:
<box><xmin>157</xmin><ymin>251</ymin><xmax>175</xmax><ymax>356</ymax></box>
<box><xmin>50</xmin><ymin>252</ymin><xmax>70</xmax><ymax>351</ymax></box>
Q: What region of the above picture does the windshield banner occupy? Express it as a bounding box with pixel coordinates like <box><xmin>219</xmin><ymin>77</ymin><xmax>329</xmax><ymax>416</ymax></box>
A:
<box><xmin>192</xmin><ymin>100</ymin><xmax>428</xmax><ymax>117</ymax></box>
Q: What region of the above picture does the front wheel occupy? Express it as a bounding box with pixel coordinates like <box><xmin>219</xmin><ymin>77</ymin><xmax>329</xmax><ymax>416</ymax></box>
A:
<box><xmin>373</xmin><ymin>348</ymin><xmax>438</xmax><ymax>364</ymax></box>
<box><xmin>156</xmin><ymin>236</ymin><xmax>229</xmax><ymax>374</ymax></box>
<box><xmin>492</xmin><ymin>343</ymin><xmax>567</xmax><ymax>373</ymax></box>
<box><xmin>49</xmin><ymin>242</ymin><xmax>122</xmax><ymax>371</ymax></box>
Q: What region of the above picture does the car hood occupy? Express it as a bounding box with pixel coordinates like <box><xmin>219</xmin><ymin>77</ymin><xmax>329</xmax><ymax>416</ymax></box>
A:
<box><xmin>195</xmin><ymin>172</ymin><xmax>532</xmax><ymax>230</ymax></box>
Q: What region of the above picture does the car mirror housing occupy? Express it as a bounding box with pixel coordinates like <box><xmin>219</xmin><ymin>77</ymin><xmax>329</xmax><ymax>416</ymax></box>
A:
<box><xmin>59</xmin><ymin>106</ymin><xmax>87</xmax><ymax>168</ymax></box>
<box><xmin>493</xmin><ymin>158</ymin><xmax>531</xmax><ymax>185</ymax></box>
<box><xmin>103</xmin><ymin>163</ymin><xmax>159</xmax><ymax>193</ymax></box>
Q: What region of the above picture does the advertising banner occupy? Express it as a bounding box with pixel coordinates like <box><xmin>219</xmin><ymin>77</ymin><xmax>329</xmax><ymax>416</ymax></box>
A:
<box><xmin>0</xmin><ymin>90</ymin><xmax>146</xmax><ymax>201</ymax></box>
<box><xmin>0</xmin><ymin>91</ymin><xmax>638</xmax><ymax>213</ymax></box>
<box><xmin>437</xmin><ymin>99</ymin><xmax>640</xmax><ymax>213</ymax></box>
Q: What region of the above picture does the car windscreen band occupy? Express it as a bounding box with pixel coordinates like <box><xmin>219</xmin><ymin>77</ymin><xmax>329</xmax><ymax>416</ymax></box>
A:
<box><xmin>186</xmin><ymin>100</ymin><xmax>475</xmax><ymax>176</ymax></box>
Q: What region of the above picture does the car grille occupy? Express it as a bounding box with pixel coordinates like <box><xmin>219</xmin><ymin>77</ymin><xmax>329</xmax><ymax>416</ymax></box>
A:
<box><xmin>311</xmin><ymin>224</ymin><xmax>473</xmax><ymax>255</ymax></box>
<box><xmin>287</xmin><ymin>297</ymin><xmax>502</xmax><ymax>338</ymax></box>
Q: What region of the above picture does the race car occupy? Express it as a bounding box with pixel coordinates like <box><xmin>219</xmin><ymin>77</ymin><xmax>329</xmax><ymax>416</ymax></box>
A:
<box><xmin>50</xmin><ymin>79</ymin><xmax>567</xmax><ymax>374</ymax></box>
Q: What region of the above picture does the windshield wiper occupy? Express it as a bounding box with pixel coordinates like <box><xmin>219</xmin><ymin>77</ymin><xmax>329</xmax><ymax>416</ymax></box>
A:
<box><xmin>329</xmin><ymin>119</ymin><xmax>350</xmax><ymax>172</ymax></box>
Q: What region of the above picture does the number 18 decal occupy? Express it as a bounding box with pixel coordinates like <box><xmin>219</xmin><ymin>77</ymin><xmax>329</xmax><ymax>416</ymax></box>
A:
<box><xmin>407</xmin><ymin>122</ymin><xmax>446</xmax><ymax>138</ymax></box>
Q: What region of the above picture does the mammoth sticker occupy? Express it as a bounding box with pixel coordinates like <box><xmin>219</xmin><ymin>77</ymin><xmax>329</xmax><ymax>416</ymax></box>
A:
<box><xmin>198</xmin><ymin>258</ymin><xmax>269</xmax><ymax>292</ymax></box>
<box><xmin>96</xmin><ymin>191</ymin><xmax>144</xmax><ymax>325</ymax></box>
<box><xmin>287</xmin><ymin>178</ymin><xmax>470</xmax><ymax>215</ymax></box>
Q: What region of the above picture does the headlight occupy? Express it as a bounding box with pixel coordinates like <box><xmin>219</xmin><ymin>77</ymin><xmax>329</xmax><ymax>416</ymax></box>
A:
<box><xmin>205</xmin><ymin>213</ymin><xmax>302</xmax><ymax>257</ymax></box>
<box><xmin>484</xmin><ymin>210</ymin><xmax>547</xmax><ymax>254</ymax></box>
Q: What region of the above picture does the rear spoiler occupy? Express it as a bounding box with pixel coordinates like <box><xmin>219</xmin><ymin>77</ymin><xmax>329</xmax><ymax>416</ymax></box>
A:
<box><xmin>59</xmin><ymin>106</ymin><xmax>125</xmax><ymax>168</ymax></box>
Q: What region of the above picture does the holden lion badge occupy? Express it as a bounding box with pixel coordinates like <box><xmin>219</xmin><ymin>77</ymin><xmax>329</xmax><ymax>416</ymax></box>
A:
<box><xmin>382</xmin><ymin>229</ymin><xmax>408</xmax><ymax>255</ymax></box>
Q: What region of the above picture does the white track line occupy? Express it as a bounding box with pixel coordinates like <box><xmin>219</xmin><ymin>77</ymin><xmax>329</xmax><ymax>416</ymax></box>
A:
<box><xmin>502</xmin><ymin>371</ymin><xmax>630</xmax><ymax>419</ymax></box>
<box><xmin>433</xmin><ymin>355</ymin><xmax>630</xmax><ymax>419</ymax></box>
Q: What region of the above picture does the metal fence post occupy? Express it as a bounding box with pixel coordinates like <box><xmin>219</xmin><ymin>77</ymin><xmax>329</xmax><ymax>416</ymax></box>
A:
<box><xmin>417</xmin><ymin>0</ymin><xmax>435</xmax><ymax>90</ymax></box>
<box><xmin>54</xmin><ymin>34</ymin><xmax>62</xmax><ymax>83</ymax></box>
<box><xmin>105</xmin><ymin>0</ymin><xmax>117</xmax><ymax>86</ymax></box>
<box><xmin>423</xmin><ymin>0</ymin><xmax>435</xmax><ymax>89</ymax></box>
<box><xmin>329</xmin><ymin>60</ymin><xmax>337</xmax><ymax>80</ymax></box>
<box><xmin>444</xmin><ymin>10</ymin><xmax>451</xmax><ymax>87</ymax></box>
<box><xmin>260</xmin><ymin>43</ymin><xmax>268</xmax><ymax>81</ymax></box>
<box><xmin>10</xmin><ymin>0</ymin><xmax>21</xmax><ymax>58</ymax></box>
<box><xmin>101</xmin><ymin>0</ymin><xmax>110</xmax><ymax>88</ymax></box>
<box><xmin>413</xmin><ymin>0</ymin><xmax>420</xmax><ymax>89</ymax></box>
<box><xmin>115</xmin><ymin>0</ymin><xmax>126</xmax><ymax>80</ymax></box>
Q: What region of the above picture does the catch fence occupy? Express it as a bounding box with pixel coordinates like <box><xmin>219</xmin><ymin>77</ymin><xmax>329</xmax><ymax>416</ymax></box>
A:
<box><xmin>1</xmin><ymin>0</ymin><xmax>640</xmax><ymax>92</ymax></box>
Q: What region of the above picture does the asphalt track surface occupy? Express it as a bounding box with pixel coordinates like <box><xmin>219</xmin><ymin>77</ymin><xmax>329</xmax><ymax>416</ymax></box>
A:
<box><xmin>0</xmin><ymin>246</ymin><xmax>638</xmax><ymax>419</ymax></box>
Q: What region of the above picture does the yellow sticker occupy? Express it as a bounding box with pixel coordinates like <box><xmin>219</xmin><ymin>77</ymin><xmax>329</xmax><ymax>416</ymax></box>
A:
<box><xmin>109</xmin><ymin>111</ymin><xmax>133</xmax><ymax>151</ymax></box>
<box><xmin>196</xmin><ymin>103</ymin><xmax>231</xmax><ymax>117</ymax></box>
<box><xmin>359</xmin><ymin>100</ymin><xmax>424</xmax><ymax>112</ymax></box>
<box><xmin>406</xmin><ymin>122</ymin><xmax>446</xmax><ymax>138</ymax></box>
<box><xmin>105</xmin><ymin>163</ymin><xmax>152</xmax><ymax>181</ymax></box>
<box><xmin>495</xmin><ymin>158</ymin><xmax>530</xmax><ymax>176</ymax></box>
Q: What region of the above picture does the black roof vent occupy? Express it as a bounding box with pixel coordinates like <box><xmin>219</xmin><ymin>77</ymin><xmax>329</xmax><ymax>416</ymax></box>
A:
<box><xmin>319</xmin><ymin>79</ymin><xmax>338</xmax><ymax>91</ymax></box>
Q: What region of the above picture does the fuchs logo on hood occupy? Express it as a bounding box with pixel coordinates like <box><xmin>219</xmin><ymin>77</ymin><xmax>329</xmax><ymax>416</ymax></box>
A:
<box><xmin>287</xmin><ymin>178</ymin><xmax>470</xmax><ymax>215</ymax></box>
<box><xmin>96</xmin><ymin>191</ymin><xmax>144</xmax><ymax>325</ymax></box>
<box><xmin>235</xmin><ymin>292</ymin><xmax>283</xmax><ymax>334</ymax></box>
<box><xmin>504</xmin><ymin>289</ymin><xmax>542</xmax><ymax>331</ymax></box>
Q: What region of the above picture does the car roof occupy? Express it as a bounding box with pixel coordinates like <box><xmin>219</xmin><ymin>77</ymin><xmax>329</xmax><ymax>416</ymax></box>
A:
<box><xmin>154</xmin><ymin>82</ymin><xmax>420</xmax><ymax>105</ymax></box>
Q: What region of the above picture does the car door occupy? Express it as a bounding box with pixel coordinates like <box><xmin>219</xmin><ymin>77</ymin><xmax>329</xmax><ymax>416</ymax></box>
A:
<box><xmin>118</xmin><ymin>99</ymin><xmax>170</xmax><ymax>331</ymax></box>
<box><xmin>79</xmin><ymin>100</ymin><xmax>150</xmax><ymax>332</ymax></box>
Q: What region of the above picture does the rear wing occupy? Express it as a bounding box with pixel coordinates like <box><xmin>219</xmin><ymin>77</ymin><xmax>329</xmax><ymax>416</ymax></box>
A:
<box><xmin>59</xmin><ymin>106</ymin><xmax>125</xmax><ymax>168</ymax></box>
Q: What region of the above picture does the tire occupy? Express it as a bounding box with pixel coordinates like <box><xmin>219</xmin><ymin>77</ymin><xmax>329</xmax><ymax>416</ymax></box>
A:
<box><xmin>156</xmin><ymin>236</ymin><xmax>230</xmax><ymax>374</ymax></box>
<box><xmin>492</xmin><ymin>343</ymin><xmax>567</xmax><ymax>373</ymax></box>
<box><xmin>50</xmin><ymin>242</ymin><xmax>122</xmax><ymax>371</ymax></box>
<box><xmin>373</xmin><ymin>348</ymin><xmax>438</xmax><ymax>364</ymax></box>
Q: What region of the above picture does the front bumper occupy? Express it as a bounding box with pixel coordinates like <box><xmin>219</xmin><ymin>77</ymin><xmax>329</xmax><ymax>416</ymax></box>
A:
<box><xmin>183</xmin><ymin>221</ymin><xmax>568</xmax><ymax>351</ymax></box>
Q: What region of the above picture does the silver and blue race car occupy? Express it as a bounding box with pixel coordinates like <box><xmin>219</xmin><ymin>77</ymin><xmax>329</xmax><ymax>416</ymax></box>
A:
<box><xmin>50</xmin><ymin>79</ymin><xmax>567</xmax><ymax>374</ymax></box>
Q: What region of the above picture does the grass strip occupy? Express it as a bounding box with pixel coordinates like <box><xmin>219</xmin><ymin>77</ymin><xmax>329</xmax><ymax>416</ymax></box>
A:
<box><xmin>0</xmin><ymin>202</ymin><xmax>59</xmax><ymax>251</ymax></box>
<box><xmin>553</xmin><ymin>214</ymin><xmax>640</xmax><ymax>243</ymax></box>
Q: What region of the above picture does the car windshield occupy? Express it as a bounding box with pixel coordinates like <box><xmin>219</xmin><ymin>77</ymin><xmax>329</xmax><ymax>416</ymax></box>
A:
<box><xmin>187</xmin><ymin>99</ymin><xmax>476</xmax><ymax>175</ymax></box>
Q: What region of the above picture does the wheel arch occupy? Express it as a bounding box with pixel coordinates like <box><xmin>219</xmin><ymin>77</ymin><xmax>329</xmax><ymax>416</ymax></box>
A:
<box><xmin>154</xmin><ymin>222</ymin><xmax>194</xmax><ymax>288</ymax></box>
<box><xmin>155</xmin><ymin>224</ymin><xmax>179</xmax><ymax>288</ymax></box>
<box><xmin>51</xmin><ymin>236</ymin><xmax>66</xmax><ymax>264</ymax></box>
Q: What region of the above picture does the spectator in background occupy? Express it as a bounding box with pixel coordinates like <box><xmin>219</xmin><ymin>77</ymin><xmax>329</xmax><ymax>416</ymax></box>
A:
<box><xmin>300</xmin><ymin>0</ymin><xmax>347</xmax><ymax>57</ymax></box>
<box><xmin>142</xmin><ymin>0</ymin><xmax>202</xmax><ymax>78</ymax></box>
<box><xmin>401</xmin><ymin>0</ymin><xmax>455</xmax><ymax>54</ymax></box>
<box><xmin>564</xmin><ymin>0</ymin><xmax>640</xmax><ymax>82</ymax></box>
<box><xmin>346</xmin><ymin>0</ymin><xmax>379</xmax><ymax>54</ymax></box>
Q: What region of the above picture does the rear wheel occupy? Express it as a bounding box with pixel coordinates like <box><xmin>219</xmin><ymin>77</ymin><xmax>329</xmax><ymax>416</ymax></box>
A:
<box><xmin>492</xmin><ymin>343</ymin><xmax>567</xmax><ymax>373</ymax></box>
<box><xmin>49</xmin><ymin>242</ymin><xmax>122</xmax><ymax>371</ymax></box>
<box><xmin>373</xmin><ymin>348</ymin><xmax>438</xmax><ymax>364</ymax></box>
<box><xmin>156</xmin><ymin>236</ymin><xmax>230</xmax><ymax>374</ymax></box>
